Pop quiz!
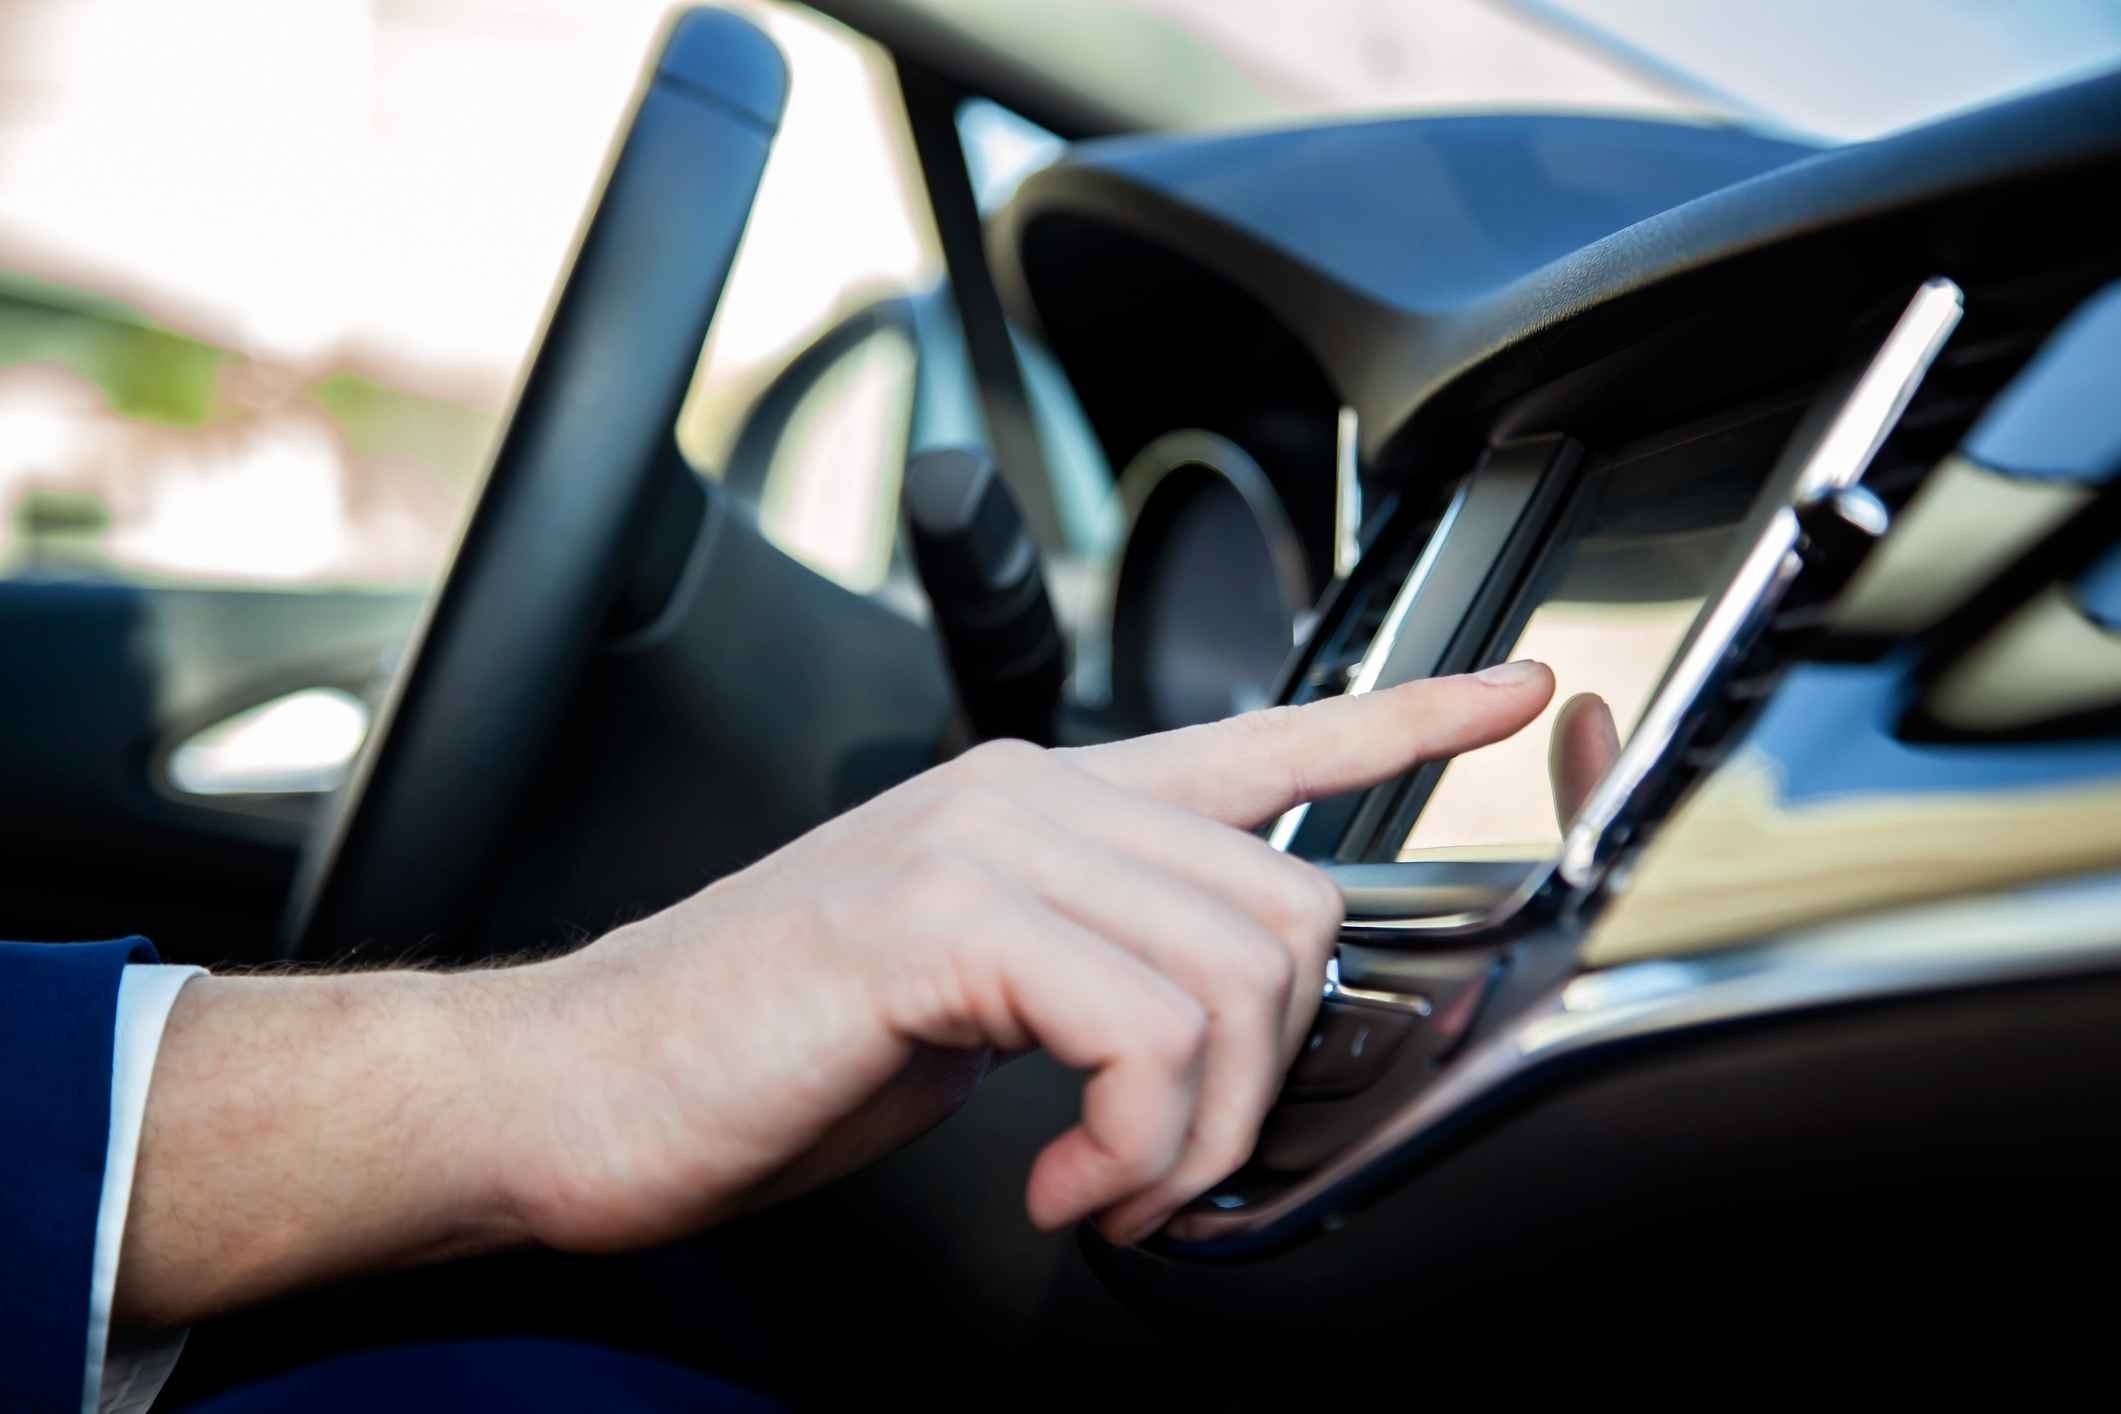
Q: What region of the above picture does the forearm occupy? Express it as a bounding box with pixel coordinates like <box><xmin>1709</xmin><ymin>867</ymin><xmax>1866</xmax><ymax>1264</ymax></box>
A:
<box><xmin>113</xmin><ymin>969</ymin><xmax>534</xmax><ymax>1328</ymax></box>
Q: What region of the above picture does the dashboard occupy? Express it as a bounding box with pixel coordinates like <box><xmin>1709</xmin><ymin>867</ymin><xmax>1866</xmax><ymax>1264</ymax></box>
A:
<box><xmin>988</xmin><ymin>74</ymin><xmax>2121</xmax><ymax>1320</ymax></box>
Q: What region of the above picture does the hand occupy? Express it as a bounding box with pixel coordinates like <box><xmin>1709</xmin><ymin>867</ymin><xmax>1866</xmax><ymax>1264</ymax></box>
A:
<box><xmin>120</xmin><ymin>662</ymin><xmax>1560</xmax><ymax>1325</ymax></box>
<box><xmin>485</xmin><ymin>660</ymin><xmax>1559</xmax><ymax>1252</ymax></box>
<box><xmin>1550</xmin><ymin>691</ymin><xmax>1620</xmax><ymax>830</ymax></box>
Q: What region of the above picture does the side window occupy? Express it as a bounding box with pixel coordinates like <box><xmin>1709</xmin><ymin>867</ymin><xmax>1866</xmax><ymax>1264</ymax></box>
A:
<box><xmin>0</xmin><ymin>0</ymin><xmax>949</xmax><ymax>599</ymax></box>
<box><xmin>0</xmin><ymin>1</ymin><xmax>689</xmax><ymax>590</ymax></box>
<box><xmin>675</xmin><ymin>4</ymin><xmax>949</xmax><ymax>595</ymax></box>
<box><xmin>0</xmin><ymin>0</ymin><xmax>1095</xmax><ymax>634</ymax></box>
<box><xmin>679</xmin><ymin>31</ymin><xmax>1112</xmax><ymax>619</ymax></box>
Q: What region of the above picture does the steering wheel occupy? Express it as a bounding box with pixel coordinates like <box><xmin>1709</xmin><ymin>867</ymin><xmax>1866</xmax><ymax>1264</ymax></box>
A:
<box><xmin>282</xmin><ymin>10</ymin><xmax>788</xmax><ymax>961</ymax></box>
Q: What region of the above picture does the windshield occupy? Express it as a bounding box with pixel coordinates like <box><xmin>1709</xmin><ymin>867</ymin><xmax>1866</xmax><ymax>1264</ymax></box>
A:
<box><xmin>887</xmin><ymin>0</ymin><xmax>2121</xmax><ymax>141</ymax></box>
<box><xmin>1514</xmin><ymin>0</ymin><xmax>2121</xmax><ymax>139</ymax></box>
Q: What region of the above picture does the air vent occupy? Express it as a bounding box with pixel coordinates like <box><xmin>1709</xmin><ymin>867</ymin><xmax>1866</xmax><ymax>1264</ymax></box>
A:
<box><xmin>1821</xmin><ymin>263</ymin><xmax>2116</xmax><ymax>654</ymax></box>
<box><xmin>1557</xmin><ymin>277</ymin><xmax>1970</xmax><ymax>890</ymax></box>
<box><xmin>1577</xmin><ymin>268</ymin><xmax>2114</xmax><ymax>890</ymax></box>
<box><xmin>1858</xmin><ymin>263</ymin><xmax>2111</xmax><ymax>508</ymax></box>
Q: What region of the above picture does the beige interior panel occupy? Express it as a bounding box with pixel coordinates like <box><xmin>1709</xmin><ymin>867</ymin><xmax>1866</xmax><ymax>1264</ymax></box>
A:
<box><xmin>1925</xmin><ymin>584</ymin><xmax>2121</xmax><ymax>731</ymax></box>
<box><xmin>1584</xmin><ymin>752</ymin><xmax>2121</xmax><ymax>967</ymax></box>
<box><xmin>1831</xmin><ymin>455</ymin><xmax>2092</xmax><ymax>635</ymax></box>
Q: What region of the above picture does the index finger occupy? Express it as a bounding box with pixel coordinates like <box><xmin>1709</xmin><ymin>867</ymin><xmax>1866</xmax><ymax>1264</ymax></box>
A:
<box><xmin>1063</xmin><ymin>660</ymin><xmax>1556</xmax><ymax>829</ymax></box>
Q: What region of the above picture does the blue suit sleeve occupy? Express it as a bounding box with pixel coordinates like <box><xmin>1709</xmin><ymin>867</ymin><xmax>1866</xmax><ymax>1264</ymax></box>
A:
<box><xmin>1</xmin><ymin>937</ymin><xmax>158</xmax><ymax>1412</ymax></box>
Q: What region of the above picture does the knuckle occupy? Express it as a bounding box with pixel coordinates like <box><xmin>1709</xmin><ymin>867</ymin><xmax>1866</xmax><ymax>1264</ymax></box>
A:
<box><xmin>1191</xmin><ymin>1108</ymin><xmax>1264</xmax><ymax>1184</ymax></box>
<box><xmin>1206</xmin><ymin>1121</ymin><xmax>1260</xmax><ymax>1180</ymax></box>
<box><xmin>1110</xmin><ymin>1138</ymin><xmax>1170</xmax><ymax>1190</ymax></box>
<box><xmin>1208</xmin><ymin>1125</ymin><xmax>1260</xmax><ymax>1180</ymax></box>
<box><xmin>1296</xmin><ymin>862</ymin><xmax>1347</xmax><ymax>935</ymax></box>
<box><xmin>1226</xmin><ymin>936</ymin><xmax>1296</xmax><ymax>1007</ymax></box>
<box><xmin>924</xmin><ymin>782</ymin><xmax>1016</xmax><ymax>842</ymax></box>
<box><xmin>899</xmin><ymin>847</ymin><xmax>989</xmax><ymax>917</ymax></box>
<box><xmin>1146</xmin><ymin>993</ymin><xmax>1211</xmax><ymax>1068</ymax></box>
<box><xmin>955</xmin><ymin>737</ymin><xmax>1045</xmax><ymax>782</ymax></box>
<box><xmin>1257</xmin><ymin>858</ymin><xmax>1343</xmax><ymax>948</ymax></box>
<box><xmin>1241</xmin><ymin>704</ymin><xmax>1312</xmax><ymax>805</ymax></box>
<box><xmin>1248</xmin><ymin>702</ymin><xmax>1306</xmax><ymax>737</ymax></box>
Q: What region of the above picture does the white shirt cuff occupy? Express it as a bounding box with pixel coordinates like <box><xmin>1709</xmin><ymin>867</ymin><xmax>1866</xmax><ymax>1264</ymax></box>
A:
<box><xmin>84</xmin><ymin>964</ymin><xmax>205</xmax><ymax>1414</ymax></box>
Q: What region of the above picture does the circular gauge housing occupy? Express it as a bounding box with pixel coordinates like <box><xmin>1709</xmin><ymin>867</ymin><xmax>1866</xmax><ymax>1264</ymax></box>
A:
<box><xmin>1109</xmin><ymin>430</ymin><xmax>1313</xmax><ymax>730</ymax></box>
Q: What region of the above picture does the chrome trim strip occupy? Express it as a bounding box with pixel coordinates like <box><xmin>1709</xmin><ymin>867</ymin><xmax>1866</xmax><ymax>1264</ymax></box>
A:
<box><xmin>1347</xmin><ymin>482</ymin><xmax>1469</xmax><ymax>698</ymax></box>
<box><xmin>1279</xmin><ymin>281</ymin><xmax>1961</xmax><ymax>906</ymax></box>
<box><xmin>1556</xmin><ymin>276</ymin><xmax>1963</xmax><ymax>891</ymax></box>
<box><xmin>1265</xmin><ymin>479</ymin><xmax>1473</xmax><ymax>853</ymax></box>
<box><xmin>1265</xmin><ymin>801</ymin><xmax>1311</xmax><ymax>852</ymax></box>
<box><xmin>1113</xmin><ymin>429</ymin><xmax>1314</xmax><ymax>630</ymax></box>
<box><xmin>1557</xmin><ymin>511</ymin><xmax>1804</xmax><ymax>888</ymax></box>
<box><xmin>1170</xmin><ymin>871</ymin><xmax>2121</xmax><ymax>1244</ymax></box>
<box><xmin>1793</xmin><ymin>277</ymin><xmax>1964</xmax><ymax>503</ymax></box>
<box><xmin>1333</xmin><ymin>860</ymin><xmax>1555</xmax><ymax>940</ymax></box>
<box><xmin>1320</xmin><ymin>954</ymin><xmax>1433</xmax><ymax>1015</ymax></box>
<box><xmin>1333</xmin><ymin>406</ymin><xmax>1363</xmax><ymax>580</ymax></box>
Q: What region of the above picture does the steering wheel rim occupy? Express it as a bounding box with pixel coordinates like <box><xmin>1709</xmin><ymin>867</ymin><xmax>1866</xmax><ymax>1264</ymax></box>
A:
<box><xmin>282</xmin><ymin>9</ymin><xmax>788</xmax><ymax>962</ymax></box>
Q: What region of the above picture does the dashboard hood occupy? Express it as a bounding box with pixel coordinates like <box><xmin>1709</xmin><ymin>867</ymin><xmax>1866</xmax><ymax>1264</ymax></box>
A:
<box><xmin>992</xmin><ymin>73</ymin><xmax>2121</xmax><ymax>464</ymax></box>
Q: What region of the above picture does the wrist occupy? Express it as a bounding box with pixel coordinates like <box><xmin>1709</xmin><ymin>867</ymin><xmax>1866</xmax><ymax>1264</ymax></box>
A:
<box><xmin>119</xmin><ymin>966</ymin><xmax>543</xmax><ymax>1326</ymax></box>
<box><xmin>416</xmin><ymin>964</ymin><xmax>557</xmax><ymax>1255</ymax></box>
<box><xmin>280</xmin><ymin>967</ymin><xmax>538</xmax><ymax>1264</ymax></box>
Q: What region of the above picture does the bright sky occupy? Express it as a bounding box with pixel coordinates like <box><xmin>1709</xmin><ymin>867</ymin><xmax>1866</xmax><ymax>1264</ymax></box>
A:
<box><xmin>1533</xmin><ymin>0</ymin><xmax>2121</xmax><ymax>139</ymax></box>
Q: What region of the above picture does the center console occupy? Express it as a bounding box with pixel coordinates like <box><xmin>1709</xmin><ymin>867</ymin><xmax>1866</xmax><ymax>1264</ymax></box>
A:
<box><xmin>1144</xmin><ymin>272</ymin><xmax>2121</xmax><ymax>1257</ymax></box>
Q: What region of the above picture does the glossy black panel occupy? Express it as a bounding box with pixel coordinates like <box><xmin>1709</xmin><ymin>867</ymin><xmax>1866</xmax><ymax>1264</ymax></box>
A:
<box><xmin>996</xmin><ymin>73</ymin><xmax>2121</xmax><ymax>473</ymax></box>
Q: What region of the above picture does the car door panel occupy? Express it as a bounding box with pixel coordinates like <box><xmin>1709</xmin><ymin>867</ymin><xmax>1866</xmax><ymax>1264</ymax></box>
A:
<box><xmin>0</xmin><ymin>581</ymin><xmax>421</xmax><ymax>960</ymax></box>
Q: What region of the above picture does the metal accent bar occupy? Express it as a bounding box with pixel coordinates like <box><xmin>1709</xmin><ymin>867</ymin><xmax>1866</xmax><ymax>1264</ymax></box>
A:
<box><xmin>1793</xmin><ymin>277</ymin><xmax>1964</xmax><ymax>503</ymax></box>
<box><xmin>1333</xmin><ymin>406</ymin><xmax>1363</xmax><ymax>580</ymax></box>
<box><xmin>1556</xmin><ymin>276</ymin><xmax>1962</xmax><ymax>890</ymax></box>
<box><xmin>1557</xmin><ymin>511</ymin><xmax>1804</xmax><ymax>887</ymax></box>
<box><xmin>1171</xmin><ymin>870</ymin><xmax>2121</xmax><ymax>1245</ymax></box>
<box><xmin>1263</xmin><ymin>480</ymin><xmax>1473</xmax><ymax>854</ymax></box>
<box><xmin>1347</xmin><ymin>483</ymin><xmax>1470</xmax><ymax>697</ymax></box>
<box><xmin>1321</xmin><ymin>955</ymin><xmax>1433</xmax><ymax>1015</ymax></box>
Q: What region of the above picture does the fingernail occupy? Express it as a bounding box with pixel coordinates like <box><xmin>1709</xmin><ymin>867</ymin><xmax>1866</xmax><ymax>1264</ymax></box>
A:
<box><xmin>1474</xmin><ymin>659</ymin><xmax>1544</xmax><ymax>687</ymax></box>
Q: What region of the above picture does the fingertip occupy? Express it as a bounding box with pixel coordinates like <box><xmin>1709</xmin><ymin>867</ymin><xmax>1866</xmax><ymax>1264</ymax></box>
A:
<box><xmin>1550</xmin><ymin>692</ymin><xmax>1622</xmax><ymax>830</ymax></box>
<box><xmin>1471</xmin><ymin>658</ymin><xmax>1553</xmax><ymax>692</ymax></box>
<box><xmin>1555</xmin><ymin>691</ymin><xmax>1620</xmax><ymax>755</ymax></box>
<box><xmin>1462</xmin><ymin>661</ymin><xmax>1555</xmax><ymax>735</ymax></box>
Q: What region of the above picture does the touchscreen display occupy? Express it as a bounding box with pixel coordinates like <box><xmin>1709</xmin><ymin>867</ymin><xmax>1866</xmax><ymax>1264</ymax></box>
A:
<box><xmin>1399</xmin><ymin>450</ymin><xmax>1766</xmax><ymax>857</ymax></box>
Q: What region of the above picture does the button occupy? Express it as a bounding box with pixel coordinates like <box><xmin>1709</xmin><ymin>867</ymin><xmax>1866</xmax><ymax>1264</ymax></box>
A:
<box><xmin>1282</xmin><ymin>1000</ymin><xmax>1415</xmax><ymax>1101</ymax></box>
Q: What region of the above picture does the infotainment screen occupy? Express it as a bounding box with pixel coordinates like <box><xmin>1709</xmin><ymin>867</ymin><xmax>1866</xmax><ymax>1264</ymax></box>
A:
<box><xmin>1399</xmin><ymin>429</ymin><xmax>1780</xmax><ymax>857</ymax></box>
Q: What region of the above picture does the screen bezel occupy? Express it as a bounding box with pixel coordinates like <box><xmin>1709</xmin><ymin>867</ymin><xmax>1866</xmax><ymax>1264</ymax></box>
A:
<box><xmin>1354</xmin><ymin>395</ymin><xmax>1815</xmax><ymax>862</ymax></box>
